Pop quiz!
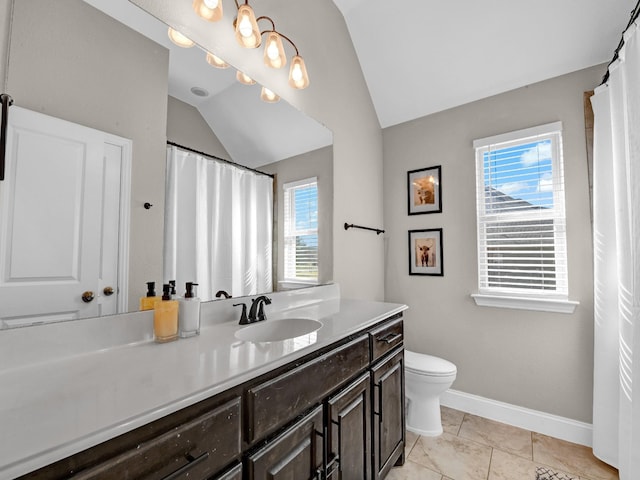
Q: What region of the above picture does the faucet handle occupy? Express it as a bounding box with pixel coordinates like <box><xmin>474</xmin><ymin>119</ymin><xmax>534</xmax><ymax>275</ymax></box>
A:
<box><xmin>233</xmin><ymin>303</ymin><xmax>249</xmax><ymax>325</ymax></box>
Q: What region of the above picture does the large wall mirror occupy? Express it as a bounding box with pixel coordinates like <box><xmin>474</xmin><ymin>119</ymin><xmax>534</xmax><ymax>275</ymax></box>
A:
<box><xmin>0</xmin><ymin>0</ymin><xmax>333</xmax><ymax>328</ymax></box>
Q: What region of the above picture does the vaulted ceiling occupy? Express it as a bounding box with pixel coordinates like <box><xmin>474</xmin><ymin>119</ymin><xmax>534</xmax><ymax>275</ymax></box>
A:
<box><xmin>333</xmin><ymin>0</ymin><xmax>636</xmax><ymax>127</ymax></box>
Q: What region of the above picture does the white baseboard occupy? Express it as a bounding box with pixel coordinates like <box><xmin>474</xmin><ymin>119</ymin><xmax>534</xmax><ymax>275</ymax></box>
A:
<box><xmin>441</xmin><ymin>389</ymin><xmax>593</xmax><ymax>447</ymax></box>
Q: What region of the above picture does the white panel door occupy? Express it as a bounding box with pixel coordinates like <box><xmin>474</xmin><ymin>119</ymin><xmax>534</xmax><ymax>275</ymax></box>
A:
<box><xmin>0</xmin><ymin>107</ymin><xmax>130</xmax><ymax>327</ymax></box>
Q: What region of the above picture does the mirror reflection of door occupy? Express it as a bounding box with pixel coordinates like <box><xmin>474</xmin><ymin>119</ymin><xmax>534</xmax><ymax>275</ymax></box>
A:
<box><xmin>0</xmin><ymin>107</ymin><xmax>131</xmax><ymax>328</ymax></box>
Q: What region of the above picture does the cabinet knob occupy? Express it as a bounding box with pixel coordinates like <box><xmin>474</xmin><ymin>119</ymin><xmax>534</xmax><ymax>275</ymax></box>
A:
<box><xmin>81</xmin><ymin>291</ymin><xmax>95</xmax><ymax>303</ymax></box>
<box><xmin>103</xmin><ymin>286</ymin><xmax>115</xmax><ymax>296</ymax></box>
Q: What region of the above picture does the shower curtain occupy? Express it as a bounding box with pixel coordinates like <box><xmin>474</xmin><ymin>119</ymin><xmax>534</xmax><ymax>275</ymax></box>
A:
<box><xmin>164</xmin><ymin>145</ymin><xmax>273</xmax><ymax>301</ymax></box>
<box><xmin>591</xmin><ymin>21</ymin><xmax>640</xmax><ymax>479</ymax></box>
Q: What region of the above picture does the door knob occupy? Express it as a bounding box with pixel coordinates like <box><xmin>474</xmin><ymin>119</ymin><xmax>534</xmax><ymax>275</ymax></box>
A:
<box><xmin>81</xmin><ymin>291</ymin><xmax>95</xmax><ymax>303</ymax></box>
<box><xmin>103</xmin><ymin>286</ymin><xmax>115</xmax><ymax>296</ymax></box>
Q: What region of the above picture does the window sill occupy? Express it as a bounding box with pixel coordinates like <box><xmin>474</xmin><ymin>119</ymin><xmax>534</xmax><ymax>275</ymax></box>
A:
<box><xmin>471</xmin><ymin>293</ymin><xmax>579</xmax><ymax>314</ymax></box>
<box><xmin>278</xmin><ymin>280</ymin><xmax>319</xmax><ymax>291</ymax></box>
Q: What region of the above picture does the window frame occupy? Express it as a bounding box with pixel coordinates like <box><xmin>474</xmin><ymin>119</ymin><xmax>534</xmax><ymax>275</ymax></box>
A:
<box><xmin>471</xmin><ymin>122</ymin><xmax>578</xmax><ymax>314</ymax></box>
<box><xmin>282</xmin><ymin>176</ymin><xmax>319</xmax><ymax>285</ymax></box>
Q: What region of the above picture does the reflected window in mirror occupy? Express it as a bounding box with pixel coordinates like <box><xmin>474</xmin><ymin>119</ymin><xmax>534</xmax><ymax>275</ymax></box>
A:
<box><xmin>283</xmin><ymin>177</ymin><xmax>318</xmax><ymax>285</ymax></box>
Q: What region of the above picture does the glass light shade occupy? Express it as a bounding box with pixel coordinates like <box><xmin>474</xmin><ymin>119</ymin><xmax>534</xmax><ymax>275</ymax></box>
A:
<box><xmin>235</xmin><ymin>4</ymin><xmax>261</xmax><ymax>48</ymax></box>
<box><xmin>168</xmin><ymin>28</ymin><xmax>195</xmax><ymax>48</ymax></box>
<box><xmin>206</xmin><ymin>52</ymin><xmax>229</xmax><ymax>69</ymax></box>
<box><xmin>193</xmin><ymin>0</ymin><xmax>223</xmax><ymax>22</ymax></box>
<box><xmin>260</xmin><ymin>86</ymin><xmax>280</xmax><ymax>103</ymax></box>
<box><xmin>264</xmin><ymin>32</ymin><xmax>286</xmax><ymax>68</ymax></box>
<box><xmin>236</xmin><ymin>71</ymin><xmax>256</xmax><ymax>85</ymax></box>
<box><xmin>288</xmin><ymin>55</ymin><xmax>310</xmax><ymax>89</ymax></box>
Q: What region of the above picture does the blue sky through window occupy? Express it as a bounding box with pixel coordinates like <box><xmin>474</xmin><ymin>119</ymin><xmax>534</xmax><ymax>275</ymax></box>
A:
<box><xmin>294</xmin><ymin>185</ymin><xmax>318</xmax><ymax>247</ymax></box>
<box><xmin>483</xmin><ymin>139</ymin><xmax>554</xmax><ymax>210</ymax></box>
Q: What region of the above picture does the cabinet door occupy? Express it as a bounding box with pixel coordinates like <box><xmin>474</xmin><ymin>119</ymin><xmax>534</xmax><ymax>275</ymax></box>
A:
<box><xmin>213</xmin><ymin>462</ymin><xmax>242</xmax><ymax>480</ymax></box>
<box><xmin>247</xmin><ymin>406</ymin><xmax>324</xmax><ymax>480</ymax></box>
<box><xmin>372</xmin><ymin>349</ymin><xmax>405</xmax><ymax>480</ymax></box>
<box><xmin>326</xmin><ymin>373</ymin><xmax>371</xmax><ymax>480</ymax></box>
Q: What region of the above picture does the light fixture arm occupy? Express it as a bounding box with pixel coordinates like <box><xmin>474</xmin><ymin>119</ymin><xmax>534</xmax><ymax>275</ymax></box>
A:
<box><xmin>256</xmin><ymin>16</ymin><xmax>300</xmax><ymax>56</ymax></box>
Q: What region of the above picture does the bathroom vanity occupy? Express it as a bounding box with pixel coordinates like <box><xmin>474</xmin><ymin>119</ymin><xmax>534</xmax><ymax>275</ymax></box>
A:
<box><xmin>0</xmin><ymin>285</ymin><xmax>407</xmax><ymax>480</ymax></box>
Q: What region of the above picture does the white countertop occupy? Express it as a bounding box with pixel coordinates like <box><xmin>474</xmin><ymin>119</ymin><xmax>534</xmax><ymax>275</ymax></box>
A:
<box><xmin>0</xmin><ymin>285</ymin><xmax>406</xmax><ymax>479</ymax></box>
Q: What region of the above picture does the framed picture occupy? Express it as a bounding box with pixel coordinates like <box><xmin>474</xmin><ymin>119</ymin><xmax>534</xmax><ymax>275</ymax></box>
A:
<box><xmin>408</xmin><ymin>228</ymin><xmax>443</xmax><ymax>276</ymax></box>
<box><xmin>407</xmin><ymin>165</ymin><xmax>442</xmax><ymax>215</ymax></box>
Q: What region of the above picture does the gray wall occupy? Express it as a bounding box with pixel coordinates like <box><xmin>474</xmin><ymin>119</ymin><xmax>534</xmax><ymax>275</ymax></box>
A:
<box><xmin>6</xmin><ymin>0</ymin><xmax>169</xmax><ymax>310</ymax></box>
<box><xmin>382</xmin><ymin>65</ymin><xmax>602</xmax><ymax>423</ymax></box>
<box><xmin>262</xmin><ymin>146</ymin><xmax>334</xmax><ymax>288</ymax></box>
<box><xmin>131</xmin><ymin>0</ymin><xmax>385</xmax><ymax>301</ymax></box>
<box><xmin>166</xmin><ymin>95</ymin><xmax>229</xmax><ymax>158</ymax></box>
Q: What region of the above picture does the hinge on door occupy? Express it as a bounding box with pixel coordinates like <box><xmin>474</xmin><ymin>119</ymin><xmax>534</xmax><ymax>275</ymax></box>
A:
<box><xmin>0</xmin><ymin>93</ymin><xmax>14</xmax><ymax>181</ymax></box>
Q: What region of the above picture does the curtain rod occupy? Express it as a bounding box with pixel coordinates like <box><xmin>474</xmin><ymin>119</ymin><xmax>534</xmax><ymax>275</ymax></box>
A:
<box><xmin>601</xmin><ymin>0</ymin><xmax>640</xmax><ymax>84</ymax></box>
<box><xmin>167</xmin><ymin>141</ymin><xmax>274</xmax><ymax>179</ymax></box>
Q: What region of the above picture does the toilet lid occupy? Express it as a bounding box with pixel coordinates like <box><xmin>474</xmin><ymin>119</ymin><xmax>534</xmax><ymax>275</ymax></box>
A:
<box><xmin>405</xmin><ymin>350</ymin><xmax>457</xmax><ymax>376</ymax></box>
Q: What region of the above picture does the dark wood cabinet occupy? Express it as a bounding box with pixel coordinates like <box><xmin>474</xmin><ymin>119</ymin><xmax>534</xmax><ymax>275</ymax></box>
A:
<box><xmin>213</xmin><ymin>463</ymin><xmax>242</xmax><ymax>480</ymax></box>
<box><xmin>19</xmin><ymin>396</ymin><xmax>242</xmax><ymax>480</ymax></box>
<box><xmin>371</xmin><ymin>349</ymin><xmax>405</xmax><ymax>480</ymax></box>
<box><xmin>246</xmin><ymin>406</ymin><xmax>324</xmax><ymax>480</ymax></box>
<box><xmin>245</xmin><ymin>335</ymin><xmax>370</xmax><ymax>444</ymax></box>
<box><xmin>20</xmin><ymin>314</ymin><xmax>404</xmax><ymax>480</ymax></box>
<box><xmin>326</xmin><ymin>373</ymin><xmax>371</xmax><ymax>480</ymax></box>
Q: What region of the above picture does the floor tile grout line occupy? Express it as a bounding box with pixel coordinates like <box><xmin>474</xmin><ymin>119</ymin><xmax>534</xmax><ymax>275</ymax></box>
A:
<box><xmin>486</xmin><ymin>447</ymin><xmax>494</xmax><ymax>480</ymax></box>
<box><xmin>456</xmin><ymin>413</ymin><xmax>466</xmax><ymax>437</ymax></box>
<box><xmin>406</xmin><ymin>435</ymin><xmax>418</xmax><ymax>458</ymax></box>
<box><xmin>531</xmin><ymin>431</ymin><xmax>534</xmax><ymax>461</ymax></box>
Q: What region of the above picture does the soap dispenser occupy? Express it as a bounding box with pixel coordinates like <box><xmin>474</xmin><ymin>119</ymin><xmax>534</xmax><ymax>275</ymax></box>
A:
<box><xmin>154</xmin><ymin>284</ymin><xmax>178</xmax><ymax>343</ymax></box>
<box><xmin>139</xmin><ymin>281</ymin><xmax>159</xmax><ymax>311</ymax></box>
<box><xmin>179</xmin><ymin>282</ymin><xmax>201</xmax><ymax>338</ymax></box>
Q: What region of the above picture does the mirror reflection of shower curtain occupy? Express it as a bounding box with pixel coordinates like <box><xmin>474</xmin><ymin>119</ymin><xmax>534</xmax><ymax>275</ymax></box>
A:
<box><xmin>164</xmin><ymin>145</ymin><xmax>273</xmax><ymax>301</ymax></box>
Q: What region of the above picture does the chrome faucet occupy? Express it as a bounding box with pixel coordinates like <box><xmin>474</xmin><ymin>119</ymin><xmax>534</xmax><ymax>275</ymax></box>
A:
<box><xmin>248</xmin><ymin>296</ymin><xmax>272</xmax><ymax>323</ymax></box>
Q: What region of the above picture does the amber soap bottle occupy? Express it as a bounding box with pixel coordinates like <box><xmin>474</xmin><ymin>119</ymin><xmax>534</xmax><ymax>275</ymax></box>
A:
<box><xmin>154</xmin><ymin>284</ymin><xmax>178</xmax><ymax>343</ymax></box>
<box><xmin>140</xmin><ymin>281</ymin><xmax>159</xmax><ymax>311</ymax></box>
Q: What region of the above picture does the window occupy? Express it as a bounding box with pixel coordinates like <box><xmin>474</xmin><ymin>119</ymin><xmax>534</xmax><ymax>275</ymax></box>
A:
<box><xmin>472</xmin><ymin>122</ymin><xmax>577</xmax><ymax>313</ymax></box>
<box><xmin>283</xmin><ymin>177</ymin><xmax>318</xmax><ymax>283</ymax></box>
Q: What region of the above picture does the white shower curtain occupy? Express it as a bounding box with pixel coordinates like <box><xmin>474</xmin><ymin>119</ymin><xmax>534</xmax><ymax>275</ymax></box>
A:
<box><xmin>164</xmin><ymin>145</ymin><xmax>273</xmax><ymax>301</ymax></box>
<box><xmin>591</xmin><ymin>21</ymin><xmax>640</xmax><ymax>479</ymax></box>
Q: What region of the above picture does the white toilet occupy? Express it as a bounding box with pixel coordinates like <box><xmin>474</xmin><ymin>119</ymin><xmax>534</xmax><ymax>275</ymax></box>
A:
<box><xmin>405</xmin><ymin>350</ymin><xmax>457</xmax><ymax>436</ymax></box>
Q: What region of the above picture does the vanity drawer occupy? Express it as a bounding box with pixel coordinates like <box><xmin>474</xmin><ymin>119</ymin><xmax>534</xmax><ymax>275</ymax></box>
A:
<box><xmin>70</xmin><ymin>397</ymin><xmax>241</xmax><ymax>480</ymax></box>
<box><xmin>369</xmin><ymin>316</ymin><xmax>404</xmax><ymax>362</ymax></box>
<box><xmin>245</xmin><ymin>334</ymin><xmax>370</xmax><ymax>443</ymax></box>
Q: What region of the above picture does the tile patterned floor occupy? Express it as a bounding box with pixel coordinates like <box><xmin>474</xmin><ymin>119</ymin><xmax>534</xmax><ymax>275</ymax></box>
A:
<box><xmin>387</xmin><ymin>406</ymin><xmax>619</xmax><ymax>480</ymax></box>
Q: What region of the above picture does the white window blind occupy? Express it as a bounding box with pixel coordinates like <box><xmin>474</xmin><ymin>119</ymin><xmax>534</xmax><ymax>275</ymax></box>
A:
<box><xmin>283</xmin><ymin>177</ymin><xmax>318</xmax><ymax>282</ymax></box>
<box><xmin>473</xmin><ymin>122</ymin><xmax>568</xmax><ymax>298</ymax></box>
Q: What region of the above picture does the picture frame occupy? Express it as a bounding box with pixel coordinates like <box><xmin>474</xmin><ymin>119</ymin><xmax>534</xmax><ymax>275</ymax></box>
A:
<box><xmin>408</xmin><ymin>228</ymin><xmax>443</xmax><ymax>276</ymax></box>
<box><xmin>407</xmin><ymin>165</ymin><xmax>442</xmax><ymax>215</ymax></box>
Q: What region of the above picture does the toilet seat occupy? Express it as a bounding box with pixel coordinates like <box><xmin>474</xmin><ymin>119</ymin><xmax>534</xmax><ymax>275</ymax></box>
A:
<box><xmin>405</xmin><ymin>350</ymin><xmax>456</xmax><ymax>377</ymax></box>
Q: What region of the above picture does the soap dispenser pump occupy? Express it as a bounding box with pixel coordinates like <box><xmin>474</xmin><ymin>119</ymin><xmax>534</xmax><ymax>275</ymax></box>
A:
<box><xmin>153</xmin><ymin>284</ymin><xmax>178</xmax><ymax>343</ymax></box>
<box><xmin>139</xmin><ymin>281</ymin><xmax>159</xmax><ymax>311</ymax></box>
<box><xmin>179</xmin><ymin>282</ymin><xmax>201</xmax><ymax>338</ymax></box>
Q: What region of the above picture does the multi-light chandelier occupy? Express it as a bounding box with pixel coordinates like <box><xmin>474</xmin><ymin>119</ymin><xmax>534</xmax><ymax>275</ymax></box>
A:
<box><xmin>169</xmin><ymin>0</ymin><xmax>310</xmax><ymax>104</ymax></box>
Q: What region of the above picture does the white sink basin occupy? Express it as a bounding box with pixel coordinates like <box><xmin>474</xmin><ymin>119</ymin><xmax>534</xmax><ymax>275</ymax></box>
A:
<box><xmin>235</xmin><ymin>318</ymin><xmax>322</xmax><ymax>343</ymax></box>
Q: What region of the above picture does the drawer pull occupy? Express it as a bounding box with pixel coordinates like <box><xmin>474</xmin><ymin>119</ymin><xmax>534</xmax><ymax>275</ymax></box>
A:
<box><xmin>161</xmin><ymin>451</ymin><xmax>209</xmax><ymax>480</ymax></box>
<box><xmin>378</xmin><ymin>332</ymin><xmax>402</xmax><ymax>344</ymax></box>
<box><xmin>325</xmin><ymin>457</ymin><xmax>341</xmax><ymax>478</ymax></box>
